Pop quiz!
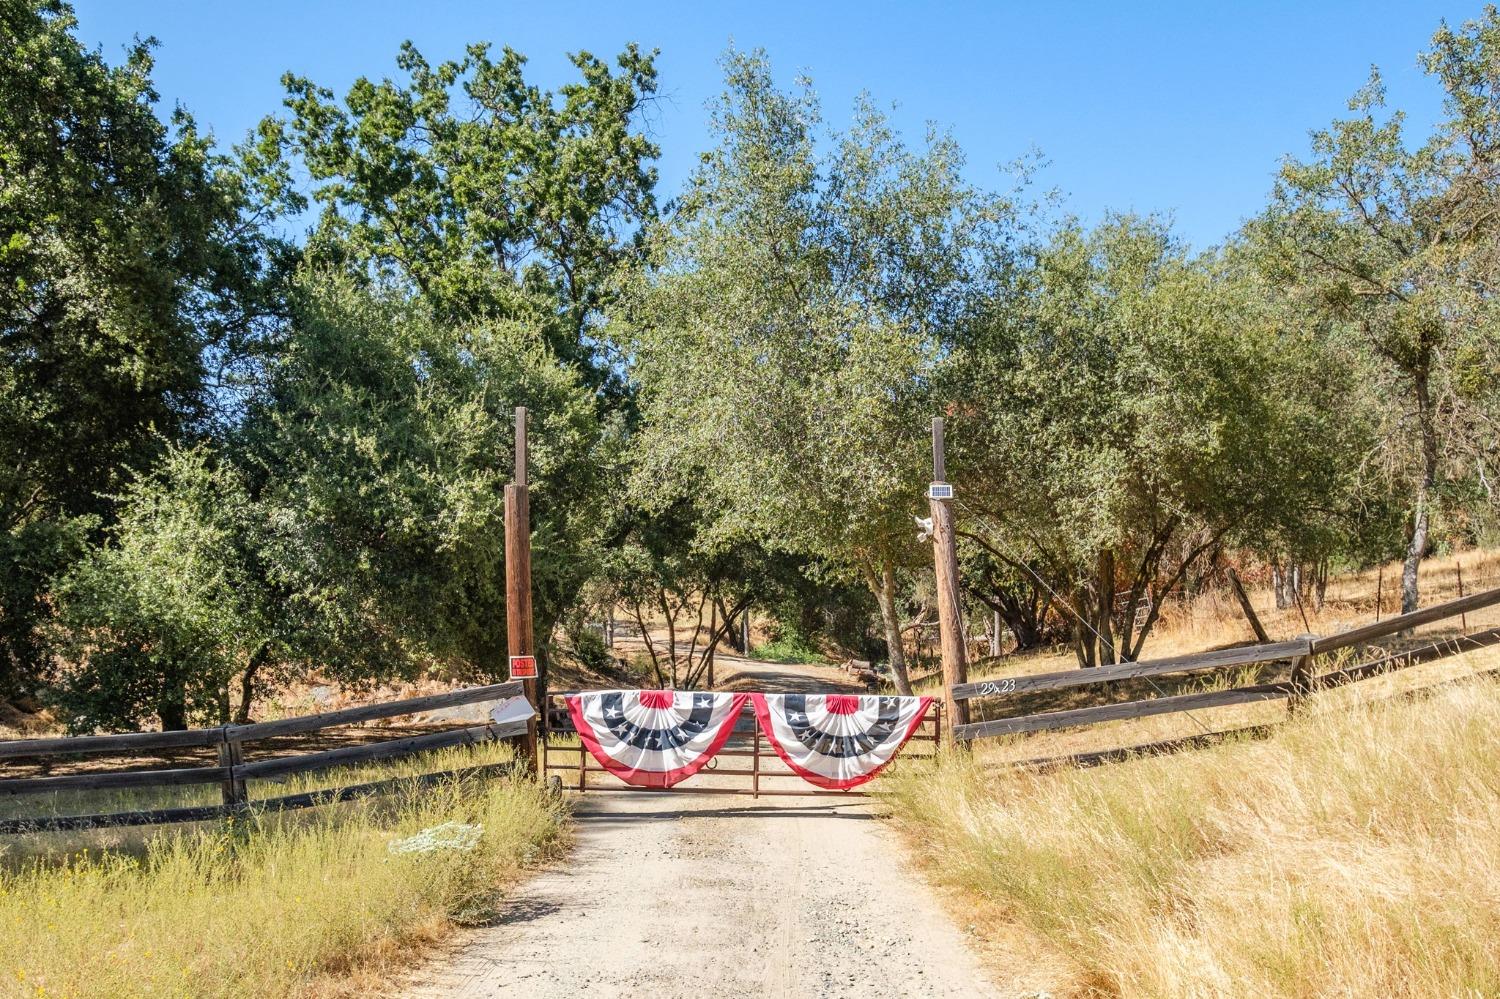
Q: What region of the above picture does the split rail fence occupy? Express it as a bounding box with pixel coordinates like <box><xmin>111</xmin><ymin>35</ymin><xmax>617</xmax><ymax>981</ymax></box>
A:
<box><xmin>949</xmin><ymin>585</ymin><xmax>1500</xmax><ymax>764</ymax></box>
<box><xmin>0</xmin><ymin>681</ymin><xmax>528</xmax><ymax>834</ymax></box>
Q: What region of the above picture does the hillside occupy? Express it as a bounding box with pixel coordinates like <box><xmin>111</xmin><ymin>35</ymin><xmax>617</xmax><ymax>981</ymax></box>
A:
<box><xmin>886</xmin><ymin>557</ymin><xmax>1500</xmax><ymax>998</ymax></box>
<box><xmin>937</xmin><ymin>550</ymin><xmax>1500</xmax><ymax>765</ymax></box>
<box><xmin>888</xmin><ymin>670</ymin><xmax>1500</xmax><ymax>997</ymax></box>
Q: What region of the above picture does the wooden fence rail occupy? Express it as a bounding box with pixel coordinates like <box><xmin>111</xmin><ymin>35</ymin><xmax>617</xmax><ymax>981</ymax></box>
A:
<box><xmin>950</xmin><ymin>639</ymin><xmax>1311</xmax><ymax>701</ymax></box>
<box><xmin>954</xmin><ymin>584</ymin><xmax>1500</xmax><ymax>745</ymax></box>
<box><xmin>958</xmin><ymin>685</ymin><xmax>1292</xmax><ymax>740</ymax></box>
<box><xmin>1310</xmin><ymin>587</ymin><xmax>1500</xmax><ymax>654</ymax></box>
<box><xmin>0</xmin><ymin>682</ymin><xmax>528</xmax><ymax>834</ymax></box>
<box><xmin>0</xmin><ymin>762</ymin><xmax>521</xmax><ymax>836</ymax></box>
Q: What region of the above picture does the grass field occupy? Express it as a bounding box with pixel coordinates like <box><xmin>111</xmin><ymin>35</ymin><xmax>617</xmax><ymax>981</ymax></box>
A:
<box><xmin>0</xmin><ymin>743</ymin><xmax>567</xmax><ymax>998</ymax></box>
<box><xmin>885</xmin><ymin>668</ymin><xmax>1500</xmax><ymax>998</ymax></box>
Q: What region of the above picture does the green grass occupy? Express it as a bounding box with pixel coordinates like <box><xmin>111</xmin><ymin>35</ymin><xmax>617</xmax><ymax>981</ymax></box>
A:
<box><xmin>749</xmin><ymin>632</ymin><xmax>827</xmax><ymax>664</ymax></box>
<box><xmin>0</xmin><ymin>742</ymin><xmax>568</xmax><ymax>998</ymax></box>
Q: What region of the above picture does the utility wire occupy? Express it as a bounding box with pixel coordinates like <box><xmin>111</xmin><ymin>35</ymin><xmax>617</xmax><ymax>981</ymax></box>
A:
<box><xmin>954</xmin><ymin>496</ymin><xmax>1216</xmax><ymax>738</ymax></box>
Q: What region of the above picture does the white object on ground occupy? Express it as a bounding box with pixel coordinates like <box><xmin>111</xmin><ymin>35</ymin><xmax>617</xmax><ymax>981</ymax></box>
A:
<box><xmin>388</xmin><ymin>822</ymin><xmax>484</xmax><ymax>856</ymax></box>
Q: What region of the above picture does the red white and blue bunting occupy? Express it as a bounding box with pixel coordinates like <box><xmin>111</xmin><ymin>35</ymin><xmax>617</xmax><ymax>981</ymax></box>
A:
<box><xmin>566</xmin><ymin>690</ymin><xmax>748</xmax><ymax>788</ymax></box>
<box><xmin>751</xmin><ymin>693</ymin><xmax>933</xmax><ymax>790</ymax></box>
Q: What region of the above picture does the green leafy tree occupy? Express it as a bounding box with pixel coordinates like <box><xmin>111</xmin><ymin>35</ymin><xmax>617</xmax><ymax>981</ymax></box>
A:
<box><xmin>260</xmin><ymin>39</ymin><xmax>660</xmax><ymax>397</ymax></box>
<box><xmin>1250</xmin><ymin>6</ymin><xmax>1500</xmax><ymax>611</ymax></box>
<box><xmin>0</xmin><ymin>0</ymin><xmax>290</xmax><ymax>693</ymax></box>
<box><xmin>601</xmin><ymin>500</ymin><xmax>750</xmax><ymax>689</ymax></box>
<box><xmin>55</xmin><ymin>276</ymin><xmax>611</xmax><ymax>731</ymax></box>
<box><xmin>52</xmin><ymin>447</ymin><xmax>271</xmax><ymax>730</ymax></box>
<box><xmin>241</xmin><ymin>276</ymin><xmax>614</xmax><ymax>699</ymax></box>
<box><xmin>948</xmin><ymin>216</ymin><xmax>1361</xmax><ymax>666</ymax></box>
<box><xmin>599</xmin><ymin>487</ymin><xmax>838</xmax><ymax>687</ymax></box>
<box><xmin>624</xmin><ymin>51</ymin><xmax>1012</xmax><ymax>692</ymax></box>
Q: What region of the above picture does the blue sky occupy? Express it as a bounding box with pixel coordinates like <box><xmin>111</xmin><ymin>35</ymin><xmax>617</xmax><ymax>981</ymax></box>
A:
<box><xmin>73</xmin><ymin>0</ymin><xmax>1476</xmax><ymax>250</ymax></box>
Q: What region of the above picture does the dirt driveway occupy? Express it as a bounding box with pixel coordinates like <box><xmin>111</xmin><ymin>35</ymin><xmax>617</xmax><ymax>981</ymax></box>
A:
<box><xmin>396</xmin><ymin>657</ymin><xmax>1006</xmax><ymax>999</ymax></box>
<box><xmin>398</xmin><ymin>791</ymin><xmax>998</xmax><ymax>999</ymax></box>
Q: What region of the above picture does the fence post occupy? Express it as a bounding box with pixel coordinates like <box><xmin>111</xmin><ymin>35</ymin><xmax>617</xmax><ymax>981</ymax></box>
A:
<box><xmin>751</xmin><ymin>723</ymin><xmax>761</xmax><ymax>799</ymax></box>
<box><xmin>1457</xmin><ymin>562</ymin><xmax>1467</xmax><ymax>634</ymax></box>
<box><xmin>1226</xmin><ymin>568</ymin><xmax>1271</xmax><ymax>644</ymax></box>
<box><xmin>217</xmin><ymin>728</ymin><xmax>247</xmax><ymax>811</ymax></box>
<box><xmin>506</xmin><ymin>406</ymin><xmax>539</xmax><ymax>775</ymax></box>
<box><xmin>929</xmin><ymin>417</ymin><xmax>970</xmax><ymax>744</ymax></box>
<box><xmin>1286</xmin><ymin>633</ymin><xmax>1317</xmax><ymax>716</ymax></box>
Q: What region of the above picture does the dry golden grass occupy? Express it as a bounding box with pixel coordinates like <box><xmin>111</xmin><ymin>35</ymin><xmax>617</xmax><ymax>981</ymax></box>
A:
<box><xmin>884</xmin><ymin>673</ymin><xmax>1500</xmax><ymax>998</ymax></box>
<box><xmin>949</xmin><ymin>550</ymin><xmax>1500</xmax><ymax>763</ymax></box>
<box><xmin>1151</xmin><ymin>548</ymin><xmax>1500</xmax><ymax>655</ymax></box>
<box><xmin>0</xmin><ymin>743</ymin><xmax>567</xmax><ymax>999</ymax></box>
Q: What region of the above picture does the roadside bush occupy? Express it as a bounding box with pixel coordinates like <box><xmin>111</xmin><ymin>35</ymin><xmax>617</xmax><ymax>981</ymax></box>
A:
<box><xmin>750</xmin><ymin>623</ymin><xmax>827</xmax><ymax>664</ymax></box>
<box><xmin>563</xmin><ymin>622</ymin><xmax>614</xmax><ymax>675</ymax></box>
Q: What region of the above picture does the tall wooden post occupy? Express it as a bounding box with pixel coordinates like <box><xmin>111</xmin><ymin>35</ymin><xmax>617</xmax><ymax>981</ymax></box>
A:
<box><xmin>1286</xmin><ymin>633</ymin><xmax>1317</xmax><ymax>716</ymax></box>
<box><xmin>505</xmin><ymin>406</ymin><xmax>539</xmax><ymax>774</ymax></box>
<box><xmin>929</xmin><ymin>417</ymin><xmax>970</xmax><ymax>744</ymax></box>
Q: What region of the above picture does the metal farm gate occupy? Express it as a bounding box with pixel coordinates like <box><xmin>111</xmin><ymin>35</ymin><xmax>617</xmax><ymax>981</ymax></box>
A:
<box><xmin>542</xmin><ymin>696</ymin><xmax>941</xmax><ymax>797</ymax></box>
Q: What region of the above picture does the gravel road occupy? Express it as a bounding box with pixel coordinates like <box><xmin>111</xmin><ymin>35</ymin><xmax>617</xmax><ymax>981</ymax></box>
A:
<box><xmin>396</xmin><ymin>656</ymin><xmax>1005</xmax><ymax>999</ymax></box>
<box><xmin>397</xmin><ymin>790</ymin><xmax>999</xmax><ymax>998</ymax></box>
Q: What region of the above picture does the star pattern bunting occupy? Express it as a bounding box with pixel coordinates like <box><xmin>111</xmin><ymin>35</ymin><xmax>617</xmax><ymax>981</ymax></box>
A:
<box><xmin>564</xmin><ymin>689</ymin><xmax>932</xmax><ymax>790</ymax></box>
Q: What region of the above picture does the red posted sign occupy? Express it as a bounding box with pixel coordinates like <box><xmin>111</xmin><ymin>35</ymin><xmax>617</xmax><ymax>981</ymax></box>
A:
<box><xmin>509</xmin><ymin>654</ymin><xmax>537</xmax><ymax>680</ymax></box>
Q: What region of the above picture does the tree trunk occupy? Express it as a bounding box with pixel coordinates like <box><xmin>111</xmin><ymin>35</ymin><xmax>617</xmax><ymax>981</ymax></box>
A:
<box><xmin>705</xmin><ymin>602</ymin><xmax>717</xmax><ymax>689</ymax></box>
<box><xmin>631</xmin><ymin>601</ymin><xmax>665</xmax><ymax>687</ymax></box>
<box><xmin>157</xmin><ymin>689</ymin><xmax>187</xmax><ymax>732</ymax></box>
<box><xmin>1402</xmin><ymin>487</ymin><xmax>1430</xmax><ymax>615</ymax></box>
<box><xmin>979</xmin><ymin>588</ymin><xmax>1046</xmax><ymax>651</ymax></box>
<box><xmin>1403</xmin><ymin>365</ymin><xmax>1440</xmax><ymax>614</ymax></box>
<box><xmin>1096</xmin><ymin>549</ymin><xmax>1116</xmax><ymax>667</ymax></box>
<box><xmin>1073</xmin><ymin>590</ymin><xmax>1096</xmax><ymax>669</ymax></box>
<box><xmin>715</xmin><ymin>597</ymin><xmax>745</xmax><ymax>653</ymax></box>
<box><xmin>234</xmin><ymin>646</ymin><xmax>268</xmax><ymax>725</ymax></box>
<box><xmin>866</xmin><ymin>561</ymin><xmax>913</xmax><ymax>695</ymax></box>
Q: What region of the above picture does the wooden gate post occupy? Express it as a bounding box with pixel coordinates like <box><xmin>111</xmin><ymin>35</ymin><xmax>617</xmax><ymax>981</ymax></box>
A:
<box><xmin>1286</xmin><ymin>633</ymin><xmax>1317</xmax><ymax>716</ymax></box>
<box><xmin>506</xmin><ymin>406</ymin><xmax>539</xmax><ymax>775</ymax></box>
<box><xmin>929</xmin><ymin>417</ymin><xmax>970</xmax><ymax>744</ymax></box>
<box><xmin>1458</xmin><ymin>562</ymin><xmax>1468</xmax><ymax>634</ymax></box>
